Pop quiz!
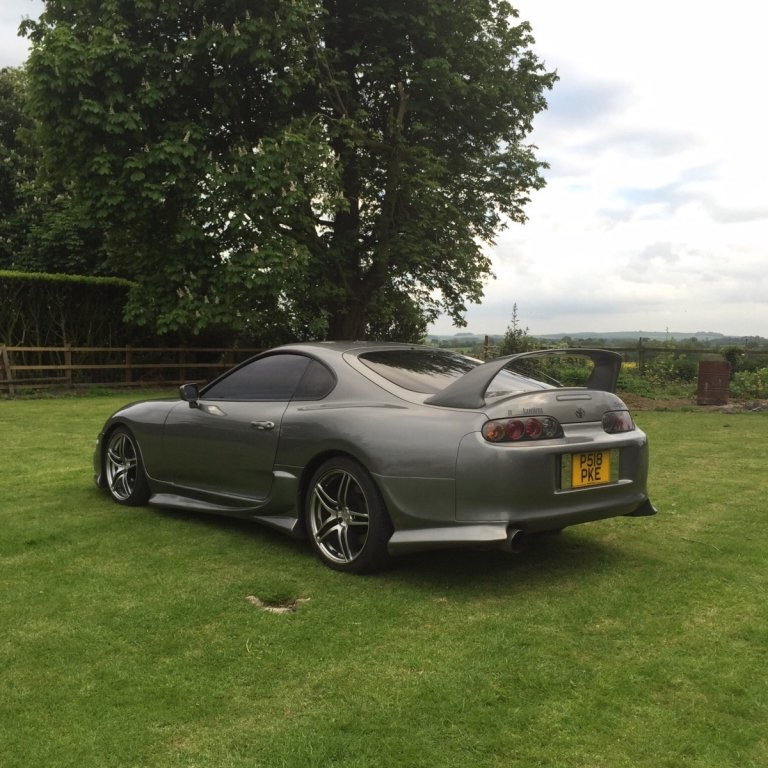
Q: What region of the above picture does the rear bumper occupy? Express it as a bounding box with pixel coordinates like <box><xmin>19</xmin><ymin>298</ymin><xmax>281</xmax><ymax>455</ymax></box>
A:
<box><xmin>387</xmin><ymin>496</ymin><xmax>654</xmax><ymax>555</ymax></box>
<box><xmin>625</xmin><ymin>499</ymin><xmax>657</xmax><ymax>517</ymax></box>
<box><xmin>388</xmin><ymin>523</ymin><xmax>510</xmax><ymax>554</ymax></box>
<box><xmin>454</xmin><ymin>428</ymin><xmax>650</xmax><ymax>524</ymax></box>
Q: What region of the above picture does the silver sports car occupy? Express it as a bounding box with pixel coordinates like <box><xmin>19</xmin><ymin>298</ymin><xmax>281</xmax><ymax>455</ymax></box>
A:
<box><xmin>94</xmin><ymin>342</ymin><xmax>655</xmax><ymax>573</ymax></box>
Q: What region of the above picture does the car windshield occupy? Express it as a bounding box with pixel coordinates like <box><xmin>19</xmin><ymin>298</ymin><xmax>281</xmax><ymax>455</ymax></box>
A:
<box><xmin>358</xmin><ymin>349</ymin><xmax>552</xmax><ymax>396</ymax></box>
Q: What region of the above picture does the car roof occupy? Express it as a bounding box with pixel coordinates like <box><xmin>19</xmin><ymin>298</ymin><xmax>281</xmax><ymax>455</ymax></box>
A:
<box><xmin>271</xmin><ymin>341</ymin><xmax>423</xmax><ymax>354</ymax></box>
<box><xmin>264</xmin><ymin>343</ymin><xmax>622</xmax><ymax>406</ymax></box>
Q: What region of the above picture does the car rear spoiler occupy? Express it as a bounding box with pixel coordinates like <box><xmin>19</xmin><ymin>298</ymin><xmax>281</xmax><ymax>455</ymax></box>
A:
<box><xmin>424</xmin><ymin>349</ymin><xmax>623</xmax><ymax>409</ymax></box>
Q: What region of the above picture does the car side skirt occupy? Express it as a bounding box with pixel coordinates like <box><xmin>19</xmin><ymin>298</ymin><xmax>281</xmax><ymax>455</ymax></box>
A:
<box><xmin>147</xmin><ymin>493</ymin><xmax>304</xmax><ymax>537</ymax></box>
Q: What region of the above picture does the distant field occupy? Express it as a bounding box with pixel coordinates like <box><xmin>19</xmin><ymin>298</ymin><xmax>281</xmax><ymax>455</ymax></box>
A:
<box><xmin>1</xmin><ymin>396</ymin><xmax>766</xmax><ymax>767</ymax></box>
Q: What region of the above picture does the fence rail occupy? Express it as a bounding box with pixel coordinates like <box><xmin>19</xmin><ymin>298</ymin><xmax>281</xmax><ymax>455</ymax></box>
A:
<box><xmin>0</xmin><ymin>345</ymin><xmax>263</xmax><ymax>395</ymax></box>
<box><xmin>2</xmin><ymin>342</ymin><xmax>767</xmax><ymax>397</ymax></box>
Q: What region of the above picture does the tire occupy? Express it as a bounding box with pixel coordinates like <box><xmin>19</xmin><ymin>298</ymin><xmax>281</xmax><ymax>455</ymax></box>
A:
<box><xmin>104</xmin><ymin>427</ymin><xmax>151</xmax><ymax>506</ymax></box>
<box><xmin>305</xmin><ymin>457</ymin><xmax>392</xmax><ymax>574</ymax></box>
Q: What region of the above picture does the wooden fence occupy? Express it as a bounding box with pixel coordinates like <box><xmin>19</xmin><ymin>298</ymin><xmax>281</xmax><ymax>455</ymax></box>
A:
<box><xmin>2</xmin><ymin>342</ymin><xmax>766</xmax><ymax>396</ymax></box>
<box><xmin>0</xmin><ymin>345</ymin><xmax>262</xmax><ymax>396</ymax></box>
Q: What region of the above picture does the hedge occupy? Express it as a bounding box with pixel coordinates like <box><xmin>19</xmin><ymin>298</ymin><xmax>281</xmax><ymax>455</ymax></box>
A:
<box><xmin>0</xmin><ymin>270</ymin><xmax>134</xmax><ymax>346</ymax></box>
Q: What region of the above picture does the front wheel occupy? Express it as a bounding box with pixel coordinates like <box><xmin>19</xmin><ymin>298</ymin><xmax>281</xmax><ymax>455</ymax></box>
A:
<box><xmin>104</xmin><ymin>427</ymin><xmax>150</xmax><ymax>506</ymax></box>
<box><xmin>305</xmin><ymin>457</ymin><xmax>392</xmax><ymax>574</ymax></box>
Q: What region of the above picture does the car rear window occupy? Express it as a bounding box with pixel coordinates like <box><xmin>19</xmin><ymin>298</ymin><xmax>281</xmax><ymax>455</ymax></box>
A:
<box><xmin>358</xmin><ymin>349</ymin><xmax>554</xmax><ymax>397</ymax></box>
<box><xmin>358</xmin><ymin>350</ymin><xmax>477</xmax><ymax>394</ymax></box>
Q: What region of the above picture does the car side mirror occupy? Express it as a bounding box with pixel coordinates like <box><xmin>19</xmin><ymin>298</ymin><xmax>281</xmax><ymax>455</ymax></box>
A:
<box><xmin>179</xmin><ymin>383</ymin><xmax>200</xmax><ymax>407</ymax></box>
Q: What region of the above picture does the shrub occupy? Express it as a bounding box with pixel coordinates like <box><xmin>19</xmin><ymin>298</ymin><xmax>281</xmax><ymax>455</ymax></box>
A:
<box><xmin>641</xmin><ymin>352</ymin><xmax>698</xmax><ymax>386</ymax></box>
<box><xmin>730</xmin><ymin>368</ymin><xmax>768</xmax><ymax>399</ymax></box>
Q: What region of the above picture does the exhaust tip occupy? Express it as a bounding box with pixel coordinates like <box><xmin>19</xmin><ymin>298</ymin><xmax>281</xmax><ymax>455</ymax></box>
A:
<box><xmin>503</xmin><ymin>528</ymin><xmax>528</xmax><ymax>554</ymax></box>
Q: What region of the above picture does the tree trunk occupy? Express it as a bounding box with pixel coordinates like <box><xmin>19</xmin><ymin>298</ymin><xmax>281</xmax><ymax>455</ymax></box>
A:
<box><xmin>326</xmin><ymin>301</ymin><xmax>368</xmax><ymax>340</ymax></box>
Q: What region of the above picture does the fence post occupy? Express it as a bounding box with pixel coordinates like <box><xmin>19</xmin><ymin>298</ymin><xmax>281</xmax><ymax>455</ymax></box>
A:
<box><xmin>64</xmin><ymin>345</ymin><xmax>73</xmax><ymax>388</ymax></box>
<box><xmin>125</xmin><ymin>346</ymin><xmax>132</xmax><ymax>384</ymax></box>
<box><xmin>1</xmin><ymin>345</ymin><xmax>15</xmax><ymax>397</ymax></box>
<box><xmin>638</xmin><ymin>338</ymin><xmax>646</xmax><ymax>374</ymax></box>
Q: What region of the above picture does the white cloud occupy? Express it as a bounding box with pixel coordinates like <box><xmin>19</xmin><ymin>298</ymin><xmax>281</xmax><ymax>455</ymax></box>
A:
<box><xmin>430</xmin><ymin>0</ymin><xmax>768</xmax><ymax>337</ymax></box>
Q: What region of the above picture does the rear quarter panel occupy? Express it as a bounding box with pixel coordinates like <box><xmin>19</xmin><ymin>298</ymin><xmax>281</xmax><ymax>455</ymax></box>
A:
<box><xmin>275</xmin><ymin>401</ymin><xmax>482</xmax><ymax>526</ymax></box>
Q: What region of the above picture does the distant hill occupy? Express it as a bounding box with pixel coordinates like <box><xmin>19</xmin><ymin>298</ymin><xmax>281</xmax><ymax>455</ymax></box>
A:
<box><xmin>426</xmin><ymin>331</ymin><xmax>768</xmax><ymax>349</ymax></box>
<box><xmin>427</xmin><ymin>331</ymin><xmax>727</xmax><ymax>343</ymax></box>
<box><xmin>534</xmin><ymin>331</ymin><xmax>726</xmax><ymax>342</ymax></box>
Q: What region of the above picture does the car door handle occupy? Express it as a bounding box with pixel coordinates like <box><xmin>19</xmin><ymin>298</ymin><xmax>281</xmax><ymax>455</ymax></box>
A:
<box><xmin>250</xmin><ymin>420</ymin><xmax>275</xmax><ymax>431</ymax></box>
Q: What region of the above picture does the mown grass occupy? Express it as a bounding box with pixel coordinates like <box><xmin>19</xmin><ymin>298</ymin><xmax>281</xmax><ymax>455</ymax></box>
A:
<box><xmin>1</xmin><ymin>395</ymin><xmax>766</xmax><ymax>767</ymax></box>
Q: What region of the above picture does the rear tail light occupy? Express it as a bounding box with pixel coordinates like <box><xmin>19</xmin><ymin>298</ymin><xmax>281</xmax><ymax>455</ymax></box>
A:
<box><xmin>602</xmin><ymin>410</ymin><xmax>635</xmax><ymax>434</ymax></box>
<box><xmin>482</xmin><ymin>416</ymin><xmax>562</xmax><ymax>443</ymax></box>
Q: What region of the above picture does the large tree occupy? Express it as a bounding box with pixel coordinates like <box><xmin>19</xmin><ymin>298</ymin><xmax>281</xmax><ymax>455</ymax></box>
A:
<box><xmin>0</xmin><ymin>66</ymin><xmax>35</xmax><ymax>266</ymax></box>
<box><xmin>0</xmin><ymin>66</ymin><xmax>110</xmax><ymax>275</ymax></box>
<box><xmin>23</xmin><ymin>0</ymin><xmax>555</xmax><ymax>340</ymax></box>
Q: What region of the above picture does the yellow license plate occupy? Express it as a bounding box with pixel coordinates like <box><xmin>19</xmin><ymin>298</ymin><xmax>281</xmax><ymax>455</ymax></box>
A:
<box><xmin>571</xmin><ymin>450</ymin><xmax>612</xmax><ymax>488</ymax></box>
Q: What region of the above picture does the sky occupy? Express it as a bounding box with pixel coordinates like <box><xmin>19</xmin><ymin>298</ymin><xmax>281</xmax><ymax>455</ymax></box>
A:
<box><xmin>2</xmin><ymin>1</ymin><xmax>767</xmax><ymax>338</ymax></box>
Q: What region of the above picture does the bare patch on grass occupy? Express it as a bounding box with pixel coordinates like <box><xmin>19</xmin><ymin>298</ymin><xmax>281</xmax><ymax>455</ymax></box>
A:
<box><xmin>245</xmin><ymin>595</ymin><xmax>310</xmax><ymax>614</ymax></box>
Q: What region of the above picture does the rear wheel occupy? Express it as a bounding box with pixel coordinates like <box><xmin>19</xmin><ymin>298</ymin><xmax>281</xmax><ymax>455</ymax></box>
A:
<box><xmin>104</xmin><ymin>427</ymin><xmax>150</xmax><ymax>506</ymax></box>
<box><xmin>305</xmin><ymin>457</ymin><xmax>392</xmax><ymax>573</ymax></box>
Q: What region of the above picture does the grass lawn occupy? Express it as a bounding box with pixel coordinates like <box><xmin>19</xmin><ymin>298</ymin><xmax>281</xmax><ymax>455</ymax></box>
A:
<box><xmin>1</xmin><ymin>394</ymin><xmax>766</xmax><ymax>767</ymax></box>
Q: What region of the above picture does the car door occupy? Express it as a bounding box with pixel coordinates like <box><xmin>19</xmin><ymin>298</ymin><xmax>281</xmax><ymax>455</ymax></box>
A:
<box><xmin>158</xmin><ymin>354</ymin><xmax>313</xmax><ymax>501</ymax></box>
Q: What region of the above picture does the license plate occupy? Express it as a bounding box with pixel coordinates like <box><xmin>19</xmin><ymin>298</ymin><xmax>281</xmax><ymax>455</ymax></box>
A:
<box><xmin>571</xmin><ymin>450</ymin><xmax>611</xmax><ymax>488</ymax></box>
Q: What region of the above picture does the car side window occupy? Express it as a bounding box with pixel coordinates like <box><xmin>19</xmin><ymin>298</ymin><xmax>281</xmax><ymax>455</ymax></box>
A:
<box><xmin>203</xmin><ymin>354</ymin><xmax>312</xmax><ymax>401</ymax></box>
<box><xmin>294</xmin><ymin>360</ymin><xmax>336</xmax><ymax>400</ymax></box>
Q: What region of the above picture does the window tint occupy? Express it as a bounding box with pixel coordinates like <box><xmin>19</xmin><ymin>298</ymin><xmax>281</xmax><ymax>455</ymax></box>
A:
<box><xmin>294</xmin><ymin>360</ymin><xmax>335</xmax><ymax>400</ymax></box>
<box><xmin>203</xmin><ymin>354</ymin><xmax>311</xmax><ymax>401</ymax></box>
<box><xmin>359</xmin><ymin>349</ymin><xmax>554</xmax><ymax>397</ymax></box>
<box><xmin>359</xmin><ymin>350</ymin><xmax>478</xmax><ymax>394</ymax></box>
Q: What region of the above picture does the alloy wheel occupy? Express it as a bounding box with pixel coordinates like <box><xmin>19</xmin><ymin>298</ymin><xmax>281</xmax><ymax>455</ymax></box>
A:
<box><xmin>105</xmin><ymin>431</ymin><xmax>139</xmax><ymax>502</ymax></box>
<box><xmin>308</xmin><ymin>467</ymin><xmax>371</xmax><ymax>565</ymax></box>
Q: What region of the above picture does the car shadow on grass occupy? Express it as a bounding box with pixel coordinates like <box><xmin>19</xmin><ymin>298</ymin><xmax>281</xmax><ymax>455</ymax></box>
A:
<box><xmin>141</xmin><ymin>504</ymin><xmax>309</xmax><ymax>556</ymax></box>
<box><xmin>130</xmin><ymin>500</ymin><xmax>644</xmax><ymax>589</ymax></box>
<box><xmin>383</xmin><ymin>529</ymin><xmax>639</xmax><ymax>589</ymax></box>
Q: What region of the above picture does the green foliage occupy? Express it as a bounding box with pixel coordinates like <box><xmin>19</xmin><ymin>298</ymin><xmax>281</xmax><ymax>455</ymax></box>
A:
<box><xmin>0</xmin><ymin>68</ymin><xmax>32</xmax><ymax>256</ymax></box>
<box><xmin>541</xmin><ymin>357</ymin><xmax>592</xmax><ymax>386</ymax></box>
<box><xmin>0</xmin><ymin>67</ymin><xmax>35</xmax><ymax>263</ymax></box>
<box><xmin>643</xmin><ymin>351</ymin><xmax>698</xmax><ymax>386</ymax></box>
<box><xmin>363</xmin><ymin>288</ymin><xmax>428</xmax><ymax>344</ymax></box>
<box><xmin>0</xmin><ymin>269</ymin><xmax>133</xmax><ymax>345</ymax></box>
<box><xmin>731</xmin><ymin>368</ymin><xmax>768</xmax><ymax>399</ymax></box>
<box><xmin>722</xmin><ymin>345</ymin><xmax>745</xmax><ymax>370</ymax></box>
<box><xmin>497</xmin><ymin>303</ymin><xmax>538</xmax><ymax>355</ymax></box>
<box><xmin>22</xmin><ymin>1</ymin><xmax>556</xmax><ymax>340</ymax></box>
<box><xmin>0</xmin><ymin>67</ymin><xmax>110</xmax><ymax>275</ymax></box>
<box><xmin>616</xmin><ymin>372</ymin><xmax>696</xmax><ymax>401</ymax></box>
